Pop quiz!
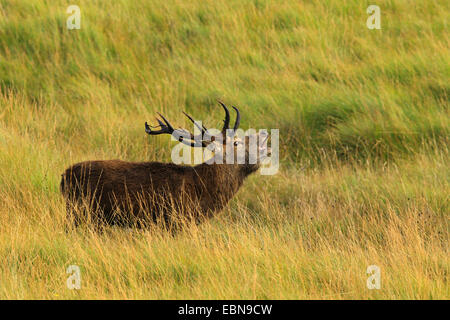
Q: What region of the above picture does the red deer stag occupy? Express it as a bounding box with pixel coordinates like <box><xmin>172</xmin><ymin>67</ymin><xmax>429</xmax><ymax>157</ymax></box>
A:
<box><xmin>60</xmin><ymin>102</ymin><xmax>271</xmax><ymax>229</ymax></box>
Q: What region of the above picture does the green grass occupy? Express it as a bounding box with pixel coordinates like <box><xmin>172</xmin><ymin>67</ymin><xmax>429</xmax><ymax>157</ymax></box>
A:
<box><xmin>0</xmin><ymin>0</ymin><xmax>448</xmax><ymax>299</ymax></box>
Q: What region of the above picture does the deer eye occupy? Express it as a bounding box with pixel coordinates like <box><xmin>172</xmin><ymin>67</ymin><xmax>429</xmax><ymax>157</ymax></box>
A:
<box><xmin>234</xmin><ymin>141</ymin><xmax>240</xmax><ymax>146</ymax></box>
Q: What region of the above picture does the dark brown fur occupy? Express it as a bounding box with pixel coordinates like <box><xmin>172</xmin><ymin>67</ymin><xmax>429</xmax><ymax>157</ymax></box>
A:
<box><xmin>60</xmin><ymin>159</ymin><xmax>259</xmax><ymax>229</ymax></box>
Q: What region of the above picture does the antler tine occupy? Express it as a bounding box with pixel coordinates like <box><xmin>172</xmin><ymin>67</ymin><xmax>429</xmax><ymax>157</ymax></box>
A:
<box><xmin>232</xmin><ymin>106</ymin><xmax>240</xmax><ymax>132</ymax></box>
<box><xmin>145</xmin><ymin>117</ymin><xmax>171</xmax><ymax>135</ymax></box>
<box><xmin>157</xmin><ymin>113</ymin><xmax>175</xmax><ymax>131</ymax></box>
<box><xmin>144</xmin><ymin>121</ymin><xmax>151</xmax><ymax>134</ymax></box>
<box><xmin>218</xmin><ymin>101</ymin><xmax>230</xmax><ymax>135</ymax></box>
<box><xmin>145</xmin><ymin>112</ymin><xmax>175</xmax><ymax>136</ymax></box>
<box><xmin>182</xmin><ymin>111</ymin><xmax>208</xmax><ymax>135</ymax></box>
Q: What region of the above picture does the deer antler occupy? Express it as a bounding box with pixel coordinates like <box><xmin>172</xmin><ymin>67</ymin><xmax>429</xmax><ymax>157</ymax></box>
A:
<box><xmin>145</xmin><ymin>113</ymin><xmax>207</xmax><ymax>147</ymax></box>
<box><xmin>145</xmin><ymin>102</ymin><xmax>241</xmax><ymax>147</ymax></box>
<box><xmin>218</xmin><ymin>101</ymin><xmax>240</xmax><ymax>137</ymax></box>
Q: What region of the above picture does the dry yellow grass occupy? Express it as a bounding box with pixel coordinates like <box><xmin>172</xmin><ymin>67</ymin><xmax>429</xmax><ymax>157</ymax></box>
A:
<box><xmin>0</xmin><ymin>92</ymin><xmax>447</xmax><ymax>298</ymax></box>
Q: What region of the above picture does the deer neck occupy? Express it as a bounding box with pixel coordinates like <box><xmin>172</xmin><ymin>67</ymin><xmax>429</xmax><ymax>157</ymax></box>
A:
<box><xmin>195</xmin><ymin>163</ymin><xmax>246</xmax><ymax>197</ymax></box>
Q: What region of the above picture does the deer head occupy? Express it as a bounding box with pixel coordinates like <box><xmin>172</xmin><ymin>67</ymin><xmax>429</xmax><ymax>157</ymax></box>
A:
<box><xmin>145</xmin><ymin>102</ymin><xmax>271</xmax><ymax>173</ymax></box>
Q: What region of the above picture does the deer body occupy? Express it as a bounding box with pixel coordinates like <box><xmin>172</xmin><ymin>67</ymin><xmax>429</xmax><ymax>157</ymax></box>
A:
<box><xmin>61</xmin><ymin>160</ymin><xmax>252</xmax><ymax>227</ymax></box>
<box><xmin>61</xmin><ymin>102</ymin><xmax>270</xmax><ymax>229</ymax></box>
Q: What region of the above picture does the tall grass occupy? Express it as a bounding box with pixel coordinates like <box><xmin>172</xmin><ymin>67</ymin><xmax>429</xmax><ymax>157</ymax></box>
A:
<box><xmin>0</xmin><ymin>0</ymin><xmax>448</xmax><ymax>299</ymax></box>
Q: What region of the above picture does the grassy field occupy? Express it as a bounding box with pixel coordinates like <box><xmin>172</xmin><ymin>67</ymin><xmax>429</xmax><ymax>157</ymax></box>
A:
<box><xmin>0</xmin><ymin>0</ymin><xmax>448</xmax><ymax>299</ymax></box>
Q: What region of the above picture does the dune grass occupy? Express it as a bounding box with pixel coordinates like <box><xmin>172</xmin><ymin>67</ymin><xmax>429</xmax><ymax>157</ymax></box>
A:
<box><xmin>0</xmin><ymin>0</ymin><xmax>448</xmax><ymax>299</ymax></box>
